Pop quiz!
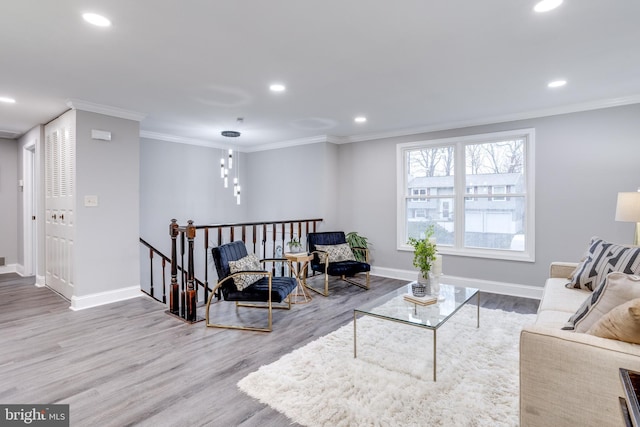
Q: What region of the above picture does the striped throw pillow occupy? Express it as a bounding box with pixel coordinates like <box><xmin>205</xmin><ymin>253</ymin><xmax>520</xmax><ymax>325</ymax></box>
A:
<box><xmin>563</xmin><ymin>272</ymin><xmax>640</xmax><ymax>331</ymax></box>
<box><xmin>566</xmin><ymin>237</ymin><xmax>640</xmax><ymax>291</ymax></box>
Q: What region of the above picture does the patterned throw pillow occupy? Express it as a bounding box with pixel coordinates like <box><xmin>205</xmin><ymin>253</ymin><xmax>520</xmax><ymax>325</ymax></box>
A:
<box><xmin>566</xmin><ymin>237</ymin><xmax>640</xmax><ymax>291</ymax></box>
<box><xmin>228</xmin><ymin>253</ymin><xmax>263</xmax><ymax>291</ymax></box>
<box><xmin>315</xmin><ymin>243</ymin><xmax>356</xmax><ymax>263</ymax></box>
<box><xmin>563</xmin><ymin>272</ymin><xmax>640</xmax><ymax>331</ymax></box>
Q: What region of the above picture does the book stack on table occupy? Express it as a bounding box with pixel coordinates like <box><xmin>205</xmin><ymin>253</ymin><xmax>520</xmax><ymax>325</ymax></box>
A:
<box><xmin>403</xmin><ymin>294</ymin><xmax>437</xmax><ymax>306</ymax></box>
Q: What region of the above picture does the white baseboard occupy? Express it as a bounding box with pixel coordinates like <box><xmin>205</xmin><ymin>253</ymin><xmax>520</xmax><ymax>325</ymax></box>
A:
<box><xmin>35</xmin><ymin>275</ymin><xmax>46</xmax><ymax>287</ymax></box>
<box><xmin>16</xmin><ymin>264</ymin><xmax>25</xmax><ymax>276</ymax></box>
<box><xmin>70</xmin><ymin>286</ymin><xmax>142</xmax><ymax>311</ymax></box>
<box><xmin>371</xmin><ymin>266</ymin><xmax>543</xmax><ymax>300</ymax></box>
<box><xmin>0</xmin><ymin>264</ymin><xmax>17</xmax><ymax>274</ymax></box>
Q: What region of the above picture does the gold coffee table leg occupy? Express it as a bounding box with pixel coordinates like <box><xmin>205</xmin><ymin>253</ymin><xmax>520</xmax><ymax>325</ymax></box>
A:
<box><xmin>433</xmin><ymin>329</ymin><xmax>437</xmax><ymax>381</ymax></box>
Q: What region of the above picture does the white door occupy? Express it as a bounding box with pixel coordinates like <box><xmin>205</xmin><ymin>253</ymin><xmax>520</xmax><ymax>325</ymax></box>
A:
<box><xmin>45</xmin><ymin>112</ymin><xmax>75</xmax><ymax>299</ymax></box>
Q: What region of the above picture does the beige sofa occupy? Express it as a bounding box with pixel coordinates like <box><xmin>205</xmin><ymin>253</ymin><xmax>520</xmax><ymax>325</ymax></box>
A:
<box><xmin>520</xmin><ymin>262</ymin><xmax>640</xmax><ymax>427</ymax></box>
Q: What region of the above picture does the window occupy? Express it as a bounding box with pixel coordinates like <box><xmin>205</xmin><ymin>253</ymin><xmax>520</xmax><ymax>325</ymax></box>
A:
<box><xmin>396</xmin><ymin>129</ymin><xmax>535</xmax><ymax>262</ymax></box>
<box><xmin>492</xmin><ymin>185</ymin><xmax>507</xmax><ymax>202</ymax></box>
<box><xmin>411</xmin><ymin>188</ymin><xmax>426</xmax><ymax>201</ymax></box>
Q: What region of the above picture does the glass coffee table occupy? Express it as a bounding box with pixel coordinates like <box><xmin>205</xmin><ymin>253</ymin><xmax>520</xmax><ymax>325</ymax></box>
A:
<box><xmin>354</xmin><ymin>282</ymin><xmax>479</xmax><ymax>381</ymax></box>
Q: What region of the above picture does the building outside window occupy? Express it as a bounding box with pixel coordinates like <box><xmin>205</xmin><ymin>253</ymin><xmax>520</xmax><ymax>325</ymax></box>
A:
<box><xmin>492</xmin><ymin>185</ymin><xmax>507</xmax><ymax>201</ymax></box>
<box><xmin>397</xmin><ymin>128</ymin><xmax>535</xmax><ymax>261</ymax></box>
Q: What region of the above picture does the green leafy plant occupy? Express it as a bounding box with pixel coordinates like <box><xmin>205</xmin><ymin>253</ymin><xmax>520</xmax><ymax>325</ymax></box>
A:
<box><xmin>288</xmin><ymin>237</ymin><xmax>303</xmax><ymax>252</ymax></box>
<box><xmin>408</xmin><ymin>226</ymin><xmax>437</xmax><ymax>280</ymax></box>
<box><xmin>346</xmin><ymin>231</ymin><xmax>369</xmax><ymax>262</ymax></box>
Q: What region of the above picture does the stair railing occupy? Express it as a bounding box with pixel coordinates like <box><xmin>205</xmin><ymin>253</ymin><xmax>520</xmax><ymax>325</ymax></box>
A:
<box><xmin>139</xmin><ymin>217</ymin><xmax>323</xmax><ymax>323</ymax></box>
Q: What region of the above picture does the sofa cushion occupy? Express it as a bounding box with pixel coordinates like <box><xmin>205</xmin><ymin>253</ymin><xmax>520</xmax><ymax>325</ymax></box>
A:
<box><xmin>228</xmin><ymin>253</ymin><xmax>263</xmax><ymax>291</ymax></box>
<box><xmin>536</xmin><ymin>310</ymin><xmax>582</xmax><ymax>329</ymax></box>
<box><xmin>534</xmin><ymin>278</ymin><xmax>590</xmax><ymax>329</ymax></box>
<box><xmin>587</xmin><ymin>297</ymin><xmax>640</xmax><ymax>344</ymax></box>
<box><xmin>315</xmin><ymin>243</ymin><xmax>356</xmax><ymax>263</ymax></box>
<box><xmin>567</xmin><ymin>236</ymin><xmax>640</xmax><ymax>291</ymax></box>
<box><xmin>537</xmin><ymin>278</ymin><xmax>590</xmax><ymax>315</ymax></box>
<box><xmin>563</xmin><ymin>272</ymin><xmax>640</xmax><ymax>332</ymax></box>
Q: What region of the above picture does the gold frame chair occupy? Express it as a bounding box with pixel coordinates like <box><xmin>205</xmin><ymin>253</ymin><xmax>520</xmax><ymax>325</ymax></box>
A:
<box><xmin>306</xmin><ymin>232</ymin><xmax>371</xmax><ymax>297</ymax></box>
<box><xmin>206</xmin><ymin>252</ymin><xmax>295</xmax><ymax>332</ymax></box>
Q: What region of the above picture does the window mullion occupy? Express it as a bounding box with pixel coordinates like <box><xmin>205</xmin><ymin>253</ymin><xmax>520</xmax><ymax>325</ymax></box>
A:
<box><xmin>454</xmin><ymin>142</ymin><xmax>466</xmax><ymax>249</ymax></box>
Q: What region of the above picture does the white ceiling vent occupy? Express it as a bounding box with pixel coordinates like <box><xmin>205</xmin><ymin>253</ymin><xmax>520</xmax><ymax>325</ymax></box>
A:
<box><xmin>0</xmin><ymin>130</ymin><xmax>21</xmax><ymax>139</ymax></box>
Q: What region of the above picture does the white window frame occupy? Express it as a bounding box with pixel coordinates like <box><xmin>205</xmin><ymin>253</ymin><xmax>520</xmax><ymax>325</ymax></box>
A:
<box><xmin>396</xmin><ymin>128</ymin><xmax>535</xmax><ymax>262</ymax></box>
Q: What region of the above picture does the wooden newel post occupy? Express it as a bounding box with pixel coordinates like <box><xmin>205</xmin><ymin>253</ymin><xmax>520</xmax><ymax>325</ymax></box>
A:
<box><xmin>169</xmin><ymin>219</ymin><xmax>180</xmax><ymax>315</ymax></box>
<box><xmin>185</xmin><ymin>220</ymin><xmax>197</xmax><ymax>322</ymax></box>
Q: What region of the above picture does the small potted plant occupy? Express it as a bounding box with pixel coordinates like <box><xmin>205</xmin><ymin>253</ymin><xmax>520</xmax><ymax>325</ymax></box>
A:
<box><xmin>287</xmin><ymin>237</ymin><xmax>304</xmax><ymax>253</ymax></box>
<box><xmin>408</xmin><ymin>226</ymin><xmax>437</xmax><ymax>295</ymax></box>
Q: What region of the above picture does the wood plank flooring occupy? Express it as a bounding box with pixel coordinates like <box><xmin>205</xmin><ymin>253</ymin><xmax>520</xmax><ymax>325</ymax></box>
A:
<box><xmin>0</xmin><ymin>273</ymin><xmax>539</xmax><ymax>426</ymax></box>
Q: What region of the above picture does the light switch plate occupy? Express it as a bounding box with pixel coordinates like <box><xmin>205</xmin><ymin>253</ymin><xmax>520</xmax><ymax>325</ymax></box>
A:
<box><xmin>84</xmin><ymin>195</ymin><xmax>99</xmax><ymax>207</ymax></box>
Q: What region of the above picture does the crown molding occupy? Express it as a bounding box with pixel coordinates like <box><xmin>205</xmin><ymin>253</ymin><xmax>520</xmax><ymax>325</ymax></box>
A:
<box><xmin>140</xmin><ymin>130</ymin><xmax>232</xmax><ymax>150</ymax></box>
<box><xmin>0</xmin><ymin>129</ymin><xmax>21</xmax><ymax>139</ymax></box>
<box><xmin>140</xmin><ymin>131</ymin><xmax>334</xmax><ymax>152</ymax></box>
<box><xmin>66</xmin><ymin>99</ymin><xmax>146</xmax><ymax>122</ymax></box>
<box><xmin>339</xmin><ymin>94</ymin><xmax>640</xmax><ymax>144</ymax></box>
<box><xmin>139</xmin><ymin>94</ymin><xmax>640</xmax><ymax>152</ymax></box>
<box><xmin>242</xmin><ymin>135</ymin><xmax>332</xmax><ymax>153</ymax></box>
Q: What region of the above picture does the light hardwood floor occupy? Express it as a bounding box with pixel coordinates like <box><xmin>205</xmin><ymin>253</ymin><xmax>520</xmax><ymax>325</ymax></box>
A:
<box><xmin>0</xmin><ymin>273</ymin><xmax>539</xmax><ymax>426</ymax></box>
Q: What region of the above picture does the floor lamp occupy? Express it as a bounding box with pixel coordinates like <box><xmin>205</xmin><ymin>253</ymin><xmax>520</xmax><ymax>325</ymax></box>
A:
<box><xmin>615</xmin><ymin>191</ymin><xmax>640</xmax><ymax>246</ymax></box>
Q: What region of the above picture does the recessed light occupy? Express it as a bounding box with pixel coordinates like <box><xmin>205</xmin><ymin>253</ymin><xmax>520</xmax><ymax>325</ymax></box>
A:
<box><xmin>354</xmin><ymin>116</ymin><xmax>367</xmax><ymax>123</ymax></box>
<box><xmin>534</xmin><ymin>0</ymin><xmax>563</xmax><ymax>13</ymax></box>
<box><xmin>82</xmin><ymin>13</ymin><xmax>111</xmax><ymax>27</ymax></box>
<box><xmin>0</xmin><ymin>96</ymin><xmax>16</xmax><ymax>104</ymax></box>
<box><xmin>547</xmin><ymin>79</ymin><xmax>567</xmax><ymax>88</ymax></box>
<box><xmin>269</xmin><ymin>84</ymin><xmax>286</xmax><ymax>92</ymax></box>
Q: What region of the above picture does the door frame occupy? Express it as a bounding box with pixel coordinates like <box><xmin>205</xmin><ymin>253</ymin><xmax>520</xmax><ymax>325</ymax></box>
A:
<box><xmin>22</xmin><ymin>140</ymin><xmax>37</xmax><ymax>277</ymax></box>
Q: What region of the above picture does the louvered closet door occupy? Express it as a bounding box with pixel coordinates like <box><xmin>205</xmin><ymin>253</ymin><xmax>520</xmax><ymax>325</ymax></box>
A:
<box><xmin>44</xmin><ymin>113</ymin><xmax>75</xmax><ymax>300</ymax></box>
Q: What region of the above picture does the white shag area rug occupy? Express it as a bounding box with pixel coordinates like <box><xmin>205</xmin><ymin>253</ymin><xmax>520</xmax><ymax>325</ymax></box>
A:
<box><xmin>238</xmin><ymin>305</ymin><xmax>536</xmax><ymax>427</ymax></box>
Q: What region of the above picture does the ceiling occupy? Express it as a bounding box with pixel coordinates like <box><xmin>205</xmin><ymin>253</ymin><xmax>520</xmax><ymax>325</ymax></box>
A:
<box><xmin>1</xmin><ymin>1</ymin><xmax>639</xmax><ymax>150</ymax></box>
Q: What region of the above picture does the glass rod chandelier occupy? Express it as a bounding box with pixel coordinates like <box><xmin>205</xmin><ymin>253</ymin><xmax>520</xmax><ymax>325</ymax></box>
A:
<box><xmin>220</xmin><ymin>119</ymin><xmax>243</xmax><ymax>204</ymax></box>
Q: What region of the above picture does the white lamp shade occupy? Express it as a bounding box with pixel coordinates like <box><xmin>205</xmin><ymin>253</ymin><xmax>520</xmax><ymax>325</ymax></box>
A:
<box><xmin>615</xmin><ymin>192</ymin><xmax>640</xmax><ymax>222</ymax></box>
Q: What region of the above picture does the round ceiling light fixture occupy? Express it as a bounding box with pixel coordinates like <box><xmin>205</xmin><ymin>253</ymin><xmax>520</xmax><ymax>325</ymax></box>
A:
<box><xmin>354</xmin><ymin>116</ymin><xmax>367</xmax><ymax>123</ymax></box>
<box><xmin>82</xmin><ymin>12</ymin><xmax>112</xmax><ymax>27</ymax></box>
<box><xmin>221</xmin><ymin>130</ymin><xmax>241</xmax><ymax>137</ymax></box>
<box><xmin>0</xmin><ymin>96</ymin><xmax>16</xmax><ymax>104</ymax></box>
<box><xmin>269</xmin><ymin>83</ymin><xmax>286</xmax><ymax>92</ymax></box>
<box><xmin>547</xmin><ymin>79</ymin><xmax>567</xmax><ymax>88</ymax></box>
<box><xmin>534</xmin><ymin>0</ymin><xmax>563</xmax><ymax>13</ymax></box>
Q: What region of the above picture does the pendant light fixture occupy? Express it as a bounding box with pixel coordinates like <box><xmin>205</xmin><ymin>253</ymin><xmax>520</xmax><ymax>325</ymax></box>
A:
<box><xmin>221</xmin><ymin>118</ymin><xmax>243</xmax><ymax>204</ymax></box>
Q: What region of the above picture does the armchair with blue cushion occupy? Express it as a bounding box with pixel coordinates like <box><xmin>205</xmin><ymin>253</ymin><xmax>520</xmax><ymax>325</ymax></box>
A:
<box><xmin>307</xmin><ymin>231</ymin><xmax>371</xmax><ymax>296</ymax></box>
<box><xmin>206</xmin><ymin>241</ymin><xmax>297</xmax><ymax>332</ymax></box>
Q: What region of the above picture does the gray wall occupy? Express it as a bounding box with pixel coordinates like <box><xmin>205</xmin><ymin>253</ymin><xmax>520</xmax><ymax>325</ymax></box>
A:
<box><xmin>0</xmin><ymin>138</ymin><xmax>18</xmax><ymax>266</ymax></box>
<box><xmin>246</xmin><ymin>141</ymin><xmax>338</xmax><ymax>229</ymax></box>
<box><xmin>74</xmin><ymin>110</ymin><xmax>140</xmax><ymax>297</ymax></box>
<box><xmin>337</xmin><ymin>104</ymin><xmax>640</xmax><ymax>287</ymax></box>
<box><xmin>140</xmin><ymin>138</ymin><xmax>247</xmax><ymax>256</ymax></box>
<box><xmin>138</xmin><ymin>139</ymin><xmax>336</xmax><ymax>250</ymax></box>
